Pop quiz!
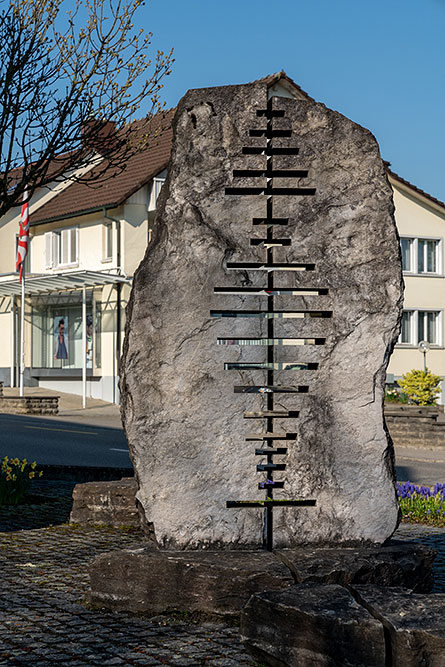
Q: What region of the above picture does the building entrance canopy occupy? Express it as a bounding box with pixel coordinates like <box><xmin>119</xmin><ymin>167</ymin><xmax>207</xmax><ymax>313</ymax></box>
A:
<box><xmin>0</xmin><ymin>270</ymin><xmax>131</xmax><ymax>296</ymax></box>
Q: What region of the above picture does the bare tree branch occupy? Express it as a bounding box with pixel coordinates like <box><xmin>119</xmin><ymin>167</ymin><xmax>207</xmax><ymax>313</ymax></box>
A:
<box><xmin>0</xmin><ymin>0</ymin><xmax>174</xmax><ymax>217</ymax></box>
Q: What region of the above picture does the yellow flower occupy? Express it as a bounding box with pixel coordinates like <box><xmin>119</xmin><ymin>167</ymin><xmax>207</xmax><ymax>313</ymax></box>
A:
<box><xmin>6</xmin><ymin>468</ymin><xmax>12</xmax><ymax>474</ymax></box>
<box><xmin>28</xmin><ymin>472</ymin><xmax>35</xmax><ymax>479</ymax></box>
<box><xmin>5</xmin><ymin>474</ymin><xmax>11</xmax><ymax>481</ymax></box>
<box><xmin>21</xmin><ymin>458</ymin><xmax>27</xmax><ymax>465</ymax></box>
<box><xmin>39</xmin><ymin>471</ymin><xmax>43</xmax><ymax>477</ymax></box>
<box><xmin>31</xmin><ymin>462</ymin><xmax>37</xmax><ymax>470</ymax></box>
<box><xmin>12</xmin><ymin>458</ymin><xmax>19</xmax><ymax>466</ymax></box>
<box><xmin>12</xmin><ymin>475</ymin><xmax>16</xmax><ymax>481</ymax></box>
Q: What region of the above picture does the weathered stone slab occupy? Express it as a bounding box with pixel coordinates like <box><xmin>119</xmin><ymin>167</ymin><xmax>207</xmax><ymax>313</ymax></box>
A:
<box><xmin>88</xmin><ymin>548</ymin><xmax>293</xmax><ymax>616</ymax></box>
<box><xmin>240</xmin><ymin>583</ymin><xmax>386</xmax><ymax>667</ymax></box>
<box><xmin>277</xmin><ymin>540</ymin><xmax>436</xmax><ymax>593</ymax></box>
<box><xmin>121</xmin><ymin>77</ymin><xmax>402</xmax><ymax>548</ymax></box>
<box><xmin>70</xmin><ymin>478</ymin><xmax>140</xmax><ymax>528</ymax></box>
<box><xmin>352</xmin><ymin>585</ymin><xmax>445</xmax><ymax>667</ymax></box>
<box><xmin>88</xmin><ymin>541</ymin><xmax>434</xmax><ymax>617</ymax></box>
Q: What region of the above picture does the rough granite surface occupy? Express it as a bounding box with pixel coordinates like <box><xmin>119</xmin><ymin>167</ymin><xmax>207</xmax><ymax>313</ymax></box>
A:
<box><xmin>120</xmin><ymin>80</ymin><xmax>403</xmax><ymax>549</ymax></box>
<box><xmin>352</xmin><ymin>585</ymin><xmax>445</xmax><ymax>667</ymax></box>
<box><xmin>240</xmin><ymin>583</ymin><xmax>386</xmax><ymax>667</ymax></box>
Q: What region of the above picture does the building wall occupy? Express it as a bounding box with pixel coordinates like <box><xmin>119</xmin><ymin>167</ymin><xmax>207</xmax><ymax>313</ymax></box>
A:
<box><xmin>0</xmin><ymin>182</ymin><xmax>148</xmax><ymax>402</ymax></box>
<box><xmin>387</xmin><ymin>180</ymin><xmax>445</xmax><ymax>402</ymax></box>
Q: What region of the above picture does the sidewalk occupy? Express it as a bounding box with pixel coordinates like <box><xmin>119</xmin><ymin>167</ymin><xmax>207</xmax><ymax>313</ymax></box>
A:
<box><xmin>3</xmin><ymin>387</ymin><xmax>123</xmax><ymax>430</ymax></box>
<box><xmin>0</xmin><ymin>480</ymin><xmax>254</xmax><ymax>667</ymax></box>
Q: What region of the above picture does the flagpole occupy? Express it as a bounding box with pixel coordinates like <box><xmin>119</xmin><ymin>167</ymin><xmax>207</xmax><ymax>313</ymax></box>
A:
<box><xmin>19</xmin><ymin>268</ymin><xmax>25</xmax><ymax>397</ymax></box>
<box><xmin>17</xmin><ymin>191</ymin><xmax>29</xmax><ymax>398</ymax></box>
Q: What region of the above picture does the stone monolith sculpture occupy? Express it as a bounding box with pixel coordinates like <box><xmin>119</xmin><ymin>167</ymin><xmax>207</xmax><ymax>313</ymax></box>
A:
<box><xmin>120</xmin><ymin>78</ymin><xmax>403</xmax><ymax>550</ymax></box>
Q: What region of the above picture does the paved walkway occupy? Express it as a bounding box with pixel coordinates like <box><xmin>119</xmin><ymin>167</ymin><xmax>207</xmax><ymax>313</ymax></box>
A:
<box><xmin>0</xmin><ymin>481</ymin><xmax>254</xmax><ymax>666</ymax></box>
<box><xmin>0</xmin><ymin>480</ymin><xmax>444</xmax><ymax>666</ymax></box>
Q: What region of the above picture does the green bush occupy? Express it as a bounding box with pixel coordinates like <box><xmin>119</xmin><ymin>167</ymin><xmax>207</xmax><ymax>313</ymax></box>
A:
<box><xmin>398</xmin><ymin>369</ymin><xmax>442</xmax><ymax>406</ymax></box>
<box><xmin>0</xmin><ymin>457</ymin><xmax>43</xmax><ymax>506</ymax></box>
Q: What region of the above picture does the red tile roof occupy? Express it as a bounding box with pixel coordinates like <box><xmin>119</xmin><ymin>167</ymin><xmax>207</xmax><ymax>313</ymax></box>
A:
<box><xmin>29</xmin><ymin>75</ymin><xmax>445</xmax><ymax>225</ymax></box>
<box><xmin>31</xmin><ymin>110</ymin><xmax>174</xmax><ymax>225</ymax></box>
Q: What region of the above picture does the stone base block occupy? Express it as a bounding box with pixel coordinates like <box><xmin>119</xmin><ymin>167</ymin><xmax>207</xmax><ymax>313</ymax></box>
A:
<box><xmin>88</xmin><ymin>548</ymin><xmax>293</xmax><ymax>617</ymax></box>
<box><xmin>241</xmin><ymin>584</ymin><xmax>445</xmax><ymax>666</ymax></box>
<box><xmin>241</xmin><ymin>583</ymin><xmax>445</xmax><ymax>666</ymax></box>
<box><xmin>241</xmin><ymin>583</ymin><xmax>386</xmax><ymax>667</ymax></box>
<box><xmin>87</xmin><ymin>541</ymin><xmax>435</xmax><ymax>618</ymax></box>
<box><xmin>277</xmin><ymin>539</ymin><xmax>435</xmax><ymax>593</ymax></box>
<box><xmin>353</xmin><ymin>585</ymin><xmax>445</xmax><ymax>667</ymax></box>
<box><xmin>70</xmin><ymin>478</ymin><xmax>140</xmax><ymax>528</ymax></box>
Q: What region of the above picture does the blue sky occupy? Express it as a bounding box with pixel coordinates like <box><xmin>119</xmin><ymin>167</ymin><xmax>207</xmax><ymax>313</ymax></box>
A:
<box><xmin>138</xmin><ymin>0</ymin><xmax>445</xmax><ymax>202</ymax></box>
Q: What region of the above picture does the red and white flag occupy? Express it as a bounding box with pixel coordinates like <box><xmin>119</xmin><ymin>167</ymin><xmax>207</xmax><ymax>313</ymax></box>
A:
<box><xmin>16</xmin><ymin>191</ymin><xmax>29</xmax><ymax>282</ymax></box>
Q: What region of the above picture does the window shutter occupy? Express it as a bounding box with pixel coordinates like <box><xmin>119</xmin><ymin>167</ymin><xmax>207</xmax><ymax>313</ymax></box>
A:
<box><xmin>44</xmin><ymin>232</ymin><xmax>53</xmax><ymax>269</ymax></box>
<box><xmin>61</xmin><ymin>229</ymin><xmax>69</xmax><ymax>265</ymax></box>
<box><xmin>70</xmin><ymin>228</ymin><xmax>78</xmax><ymax>264</ymax></box>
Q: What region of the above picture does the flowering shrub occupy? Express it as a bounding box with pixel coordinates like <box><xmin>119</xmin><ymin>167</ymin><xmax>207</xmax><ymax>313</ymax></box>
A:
<box><xmin>397</xmin><ymin>481</ymin><xmax>445</xmax><ymax>526</ymax></box>
<box><xmin>398</xmin><ymin>369</ymin><xmax>442</xmax><ymax>406</ymax></box>
<box><xmin>0</xmin><ymin>457</ymin><xmax>43</xmax><ymax>506</ymax></box>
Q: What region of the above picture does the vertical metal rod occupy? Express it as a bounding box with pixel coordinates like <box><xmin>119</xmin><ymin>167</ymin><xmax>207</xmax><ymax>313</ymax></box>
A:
<box><xmin>265</xmin><ymin>96</ymin><xmax>274</xmax><ymax>552</ymax></box>
<box><xmin>82</xmin><ymin>286</ymin><xmax>87</xmax><ymax>409</ymax></box>
<box><xmin>19</xmin><ymin>274</ymin><xmax>25</xmax><ymax>397</ymax></box>
<box><xmin>10</xmin><ymin>295</ymin><xmax>15</xmax><ymax>388</ymax></box>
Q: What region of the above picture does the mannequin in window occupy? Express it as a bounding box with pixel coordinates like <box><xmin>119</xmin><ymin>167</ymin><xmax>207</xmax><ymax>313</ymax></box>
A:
<box><xmin>54</xmin><ymin>318</ymin><xmax>68</xmax><ymax>360</ymax></box>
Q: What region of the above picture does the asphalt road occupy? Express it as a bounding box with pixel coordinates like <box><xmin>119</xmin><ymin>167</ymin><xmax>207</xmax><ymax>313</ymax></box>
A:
<box><xmin>2</xmin><ymin>410</ymin><xmax>445</xmax><ymax>485</ymax></box>
<box><xmin>395</xmin><ymin>446</ymin><xmax>445</xmax><ymax>486</ymax></box>
<box><xmin>0</xmin><ymin>413</ymin><xmax>131</xmax><ymax>468</ymax></box>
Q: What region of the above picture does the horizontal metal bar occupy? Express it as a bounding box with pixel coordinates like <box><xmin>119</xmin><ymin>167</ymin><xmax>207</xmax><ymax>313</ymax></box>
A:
<box><xmin>250</xmin><ymin>434</ymin><xmax>295</xmax><ymax>441</ymax></box>
<box><xmin>226</xmin><ymin>262</ymin><xmax>315</xmax><ymax>271</ymax></box>
<box><xmin>234</xmin><ymin>385</ymin><xmax>309</xmax><ymax>394</ymax></box>
<box><xmin>256</xmin><ymin>109</ymin><xmax>285</xmax><ymax>117</ymax></box>
<box><xmin>245</xmin><ymin>410</ymin><xmax>300</xmax><ymax>419</ymax></box>
<box><xmin>210</xmin><ymin>310</ymin><xmax>332</xmax><ymax>319</ymax></box>
<box><xmin>257</xmin><ymin>463</ymin><xmax>287</xmax><ymax>471</ymax></box>
<box><xmin>250</xmin><ymin>239</ymin><xmax>291</xmax><ymax>247</ymax></box>
<box><xmin>252</xmin><ymin>217</ymin><xmax>289</xmax><ymax>225</ymax></box>
<box><xmin>214</xmin><ymin>287</ymin><xmax>328</xmax><ymax>296</ymax></box>
<box><xmin>258</xmin><ymin>481</ymin><xmax>285</xmax><ymax>490</ymax></box>
<box><xmin>255</xmin><ymin>448</ymin><xmax>288</xmax><ymax>455</ymax></box>
<box><xmin>249</xmin><ymin>129</ymin><xmax>292</xmax><ymax>138</ymax></box>
<box><xmin>225</xmin><ymin>187</ymin><xmax>316</xmax><ymax>196</ymax></box>
<box><xmin>232</xmin><ymin>169</ymin><xmax>308</xmax><ymax>178</ymax></box>
<box><xmin>219</xmin><ymin>338</ymin><xmax>326</xmax><ymax>346</ymax></box>
<box><xmin>224</xmin><ymin>362</ymin><xmax>319</xmax><ymax>371</ymax></box>
<box><xmin>227</xmin><ymin>499</ymin><xmax>316</xmax><ymax>508</ymax></box>
<box><xmin>242</xmin><ymin>147</ymin><xmax>300</xmax><ymax>156</ymax></box>
<box><xmin>258</xmin><ymin>481</ymin><xmax>285</xmax><ymax>489</ymax></box>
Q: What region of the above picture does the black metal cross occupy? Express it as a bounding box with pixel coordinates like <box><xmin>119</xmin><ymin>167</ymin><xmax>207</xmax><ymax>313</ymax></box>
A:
<box><xmin>213</xmin><ymin>97</ymin><xmax>330</xmax><ymax>551</ymax></box>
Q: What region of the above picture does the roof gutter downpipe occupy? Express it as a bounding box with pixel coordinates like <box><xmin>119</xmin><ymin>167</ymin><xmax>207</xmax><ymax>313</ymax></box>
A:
<box><xmin>103</xmin><ymin>207</ymin><xmax>122</xmax><ymax>404</ymax></box>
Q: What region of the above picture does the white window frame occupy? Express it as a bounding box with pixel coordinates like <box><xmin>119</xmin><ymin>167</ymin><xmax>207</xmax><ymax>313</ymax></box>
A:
<box><xmin>44</xmin><ymin>227</ymin><xmax>79</xmax><ymax>269</ymax></box>
<box><xmin>398</xmin><ymin>309</ymin><xmax>443</xmax><ymax>347</ymax></box>
<box><xmin>400</xmin><ymin>236</ymin><xmax>442</xmax><ymax>275</ymax></box>
<box><xmin>148</xmin><ymin>176</ymin><xmax>165</xmax><ymax>211</ymax></box>
<box><xmin>102</xmin><ymin>222</ymin><xmax>113</xmax><ymax>262</ymax></box>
